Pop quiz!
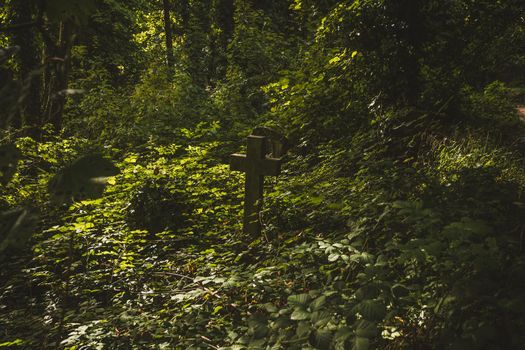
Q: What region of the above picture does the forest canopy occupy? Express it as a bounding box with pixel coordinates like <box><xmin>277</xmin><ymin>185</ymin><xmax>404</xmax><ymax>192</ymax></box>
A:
<box><xmin>1</xmin><ymin>0</ymin><xmax>525</xmax><ymax>349</ymax></box>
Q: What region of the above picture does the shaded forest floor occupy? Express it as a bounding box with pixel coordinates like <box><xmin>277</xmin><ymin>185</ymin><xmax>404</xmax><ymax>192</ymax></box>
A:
<box><xmin>2</xmin><ymin>102</ymin><xmax>525</xmax><ymax>349</ymax></box>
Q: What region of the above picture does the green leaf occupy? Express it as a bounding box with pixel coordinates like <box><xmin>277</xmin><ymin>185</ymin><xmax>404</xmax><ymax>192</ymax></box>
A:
<box><xmin>310</xmin><ymin>295</ymin><xmax>327</xmax><ymax>311</ymax></box>
<box><xmin>309</xmin><ymin>329</ymin><xmax>332</xmax><ymax>349</ymax></box>
<box><xmin>262</xmin><ymin>302</ymin><xmax>277</xmax><ymax>313</ymax></box>
<box><xmin>0</xmin><ymin>144</ymin><xmax>21</xmax><ymax>185</ymax></box>
<box><xmin>335</xmin><ymin>327</ymin><xmax>353</xmax><ymax>342</ymax></box>
<box><xmin>274</xmin><ymin>316</ymin><xmax>292</xmax><ymax>328</ymax></box>
<box><xmin>328</xmin><ymin>253</ymin><xmax>340</xmax><ymax>262</ymax></box>
<box><xmin>329</xmin><ymin>56</ymin><xmax>342</xmax><ymax>65</ymax></box>
<box><xmin>290</xmin><ymin>307</ymin><xmax>310</xmax><ymax>321</ymax></box>
<box><xmin>355</xmin><ymin>320</ymin><xmax>378</xmax><ymax>338</ymax></box>
<box><xmin>288</xmin><ymin>293</ymin><xmax>311</xmax><ymax>307</ymax></box>
<box><xmin>355</xmin><ymin>285</ymin><xmax>380</xmax><ymax>300</ymax></box>
<box><xmin>296</xmin><ymin>320</ymin><xmax>311</xmax><ymax>337</ymax></box>
<box><xmin>311</xmin><ymin>310</ymin><xmax>332</xmax><ymax>327</ymax></box>
<box><xmin>248</xmin><ymin>315</ymin><xmax>268</xmax><ymax>339</ymax></box>
<box><xmin>0</xmin><ymin>338</ymin><xmax>24</xmax><ymax>347</ymax></box>
<box><xmin>247</xmin><ymin>339</ymin><xmax>265</xmax><ymax>349</ymax></box>
<box><xmin>358</xmin><ymin>300</ymin><xmax>386</xmax><ymax>321</ymax></box>
<box><xmin>351</xmin><ymin>336</ymin><xmax>370</xmax><ymax>350</ymax></box>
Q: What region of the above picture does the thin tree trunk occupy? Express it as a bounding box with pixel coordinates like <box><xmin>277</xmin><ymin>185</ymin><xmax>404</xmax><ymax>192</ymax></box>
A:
<box><xmin>214</xmin><ymin>0</ymin><xmax>234</xmax><ymax>80</ymax></box>
<box><xmin>8</xmin><ymin>0</ymin><xmax>42</xmax><ymax>137</ymax></box>
<box><xmin>217</xmin><ymin>0</ymin><xmax>234</xmax><ymax>49</ymax></box>
<box><xmin>162</xmin><ymin>0</ymin><xmax>174</xmax><ymax>77</ymax></box>
<box><xmin>43</xmin><ymin>20</ymin><xmax>74</xmax><ymax>131</ymax></box>
<box><xmin>186</xmin><ymin>0</ymin><xmax>211</xmax><ymax>88</ymax></box>
<box><xmin>177</xmin><ymin>0</ymin><xmax>189</xmax><ymax>33</ymax></box>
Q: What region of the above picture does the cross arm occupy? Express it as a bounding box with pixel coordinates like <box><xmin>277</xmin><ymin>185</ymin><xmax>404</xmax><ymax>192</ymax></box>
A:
<box><xmin>259</xmin><ymin>157</ymin><xmax>281</xmax><ymax>176</ymax></box>
<box><xmin>230</xmin><ymin>153</ymin><xmax>247</xmax><ymax>172</ymax></box>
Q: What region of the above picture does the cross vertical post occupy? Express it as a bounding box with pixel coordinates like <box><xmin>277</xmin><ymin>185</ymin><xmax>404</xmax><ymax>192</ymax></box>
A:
<box><xmin>230</xmin><ymin>135</ymin><xmax>281</xmax><ymax>236</ymax></box>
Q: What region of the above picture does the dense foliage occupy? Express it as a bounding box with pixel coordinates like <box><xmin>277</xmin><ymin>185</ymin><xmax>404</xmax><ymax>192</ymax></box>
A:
<box><xmin>2</xmin><ymin>0</ymin><xmax>525</xmax><ymax>349</ymax></box>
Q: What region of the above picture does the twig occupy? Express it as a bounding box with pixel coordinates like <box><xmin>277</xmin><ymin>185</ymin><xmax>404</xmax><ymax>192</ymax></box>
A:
<box><xmin>200</xmin><ymin>336</ymin><xmax>219</xmax><ymax>349</ymax></box>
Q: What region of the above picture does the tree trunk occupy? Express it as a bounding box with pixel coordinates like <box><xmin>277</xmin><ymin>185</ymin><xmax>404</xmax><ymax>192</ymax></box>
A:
<box><xmin>43</xmin><ymin>20</ymin><xmax>74</xmax><ymax>132</ymax></box>
<box><xmin>217</xmin><ymin>0</ymin><xmax>234</xmax><ymax>49</ymax></box>
<box><xmin>214</xmin><ymin>0</ymin><xmax>234</xmax><ymax>80</ymax></box>
<box><xmin>162</xmin><ymin>0</ymin><xmax>174</xmax><ymax>76</ymax></box>
<box><xmin>8</xmin><ymin>0</ymin><xmax>42</xmax><ymax>137</ymax></box>
<box><xmin>389</xmin><ymin>0</ymin><xmax>425</xmax><ymax>106</ymax></box>
<box><xmin>186</xmin><ymin>0</ymin><xmax>211</xmax><ymax>88</ymax></box>
<box><xmin>176</xmin><ymin>0</ymin><xmax>190</xmax><ymax>32</ymax></box>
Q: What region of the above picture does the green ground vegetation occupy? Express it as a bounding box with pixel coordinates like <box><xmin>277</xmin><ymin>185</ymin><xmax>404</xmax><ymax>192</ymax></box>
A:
<box><xmin>1</xmin><ymin>0</ymin><xmax>525</xmax><ymax>349</ymax></box>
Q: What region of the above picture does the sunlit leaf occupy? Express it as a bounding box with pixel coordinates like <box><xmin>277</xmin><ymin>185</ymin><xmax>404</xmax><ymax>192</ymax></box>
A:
<box><xmin>290</xmin><ymin>307</ymin><xmax>310</xmax><ymax>320</ymax></box>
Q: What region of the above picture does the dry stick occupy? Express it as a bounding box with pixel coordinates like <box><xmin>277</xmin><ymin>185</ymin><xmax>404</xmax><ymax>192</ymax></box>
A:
<box><xmin>200</xmin><ymin>336</ymin><xmax>219</xmax><ymax>349</ymax></box>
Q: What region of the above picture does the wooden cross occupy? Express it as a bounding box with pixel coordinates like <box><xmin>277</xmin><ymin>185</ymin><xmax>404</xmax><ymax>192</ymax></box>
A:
<box><xmin>230</xmin><ymin>135</ymin><xmax>282</xmax><ymax>236</ymax></box>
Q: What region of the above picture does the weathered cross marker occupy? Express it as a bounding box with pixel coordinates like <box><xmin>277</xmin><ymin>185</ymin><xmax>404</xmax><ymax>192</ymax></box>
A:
<box><xmin>230</xmin><ymin>135</ymin><xmax>282</xmax><ymax>236</ymax></box>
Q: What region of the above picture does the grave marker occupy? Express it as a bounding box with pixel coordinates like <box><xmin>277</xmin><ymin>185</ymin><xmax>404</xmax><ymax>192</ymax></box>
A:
<box><xmin>230</xmin><ymin>135</ymin><xmax>282</xmax><ymax>235</ymax></box>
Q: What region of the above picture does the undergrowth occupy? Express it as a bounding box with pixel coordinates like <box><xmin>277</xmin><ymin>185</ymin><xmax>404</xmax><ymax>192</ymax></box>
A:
<box><xmin>2</xmin><ymin>114</ymin><xmax>525</xmax><ymax>349</ymax></box>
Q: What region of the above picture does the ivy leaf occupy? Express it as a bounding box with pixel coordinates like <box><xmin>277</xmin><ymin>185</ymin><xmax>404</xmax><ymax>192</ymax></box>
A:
<box><xmin>48</xmin><ymin>154</ymin><xmax>120</xmax><ymax>204</ymax></box>
<box><xmin>0</xmin><ymin>144</ymin><xmax>21</xmax><ymax>185</ymax></box>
